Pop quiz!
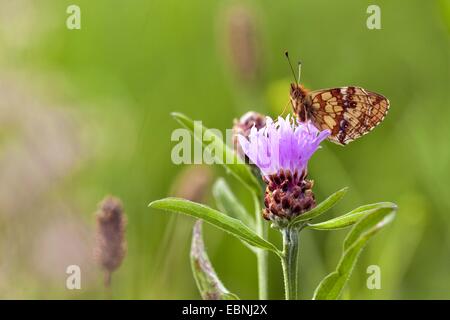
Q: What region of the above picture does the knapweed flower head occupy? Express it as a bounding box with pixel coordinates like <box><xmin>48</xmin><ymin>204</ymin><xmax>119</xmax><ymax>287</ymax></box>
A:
<box><xmin>238</xmin><ymin>115</ymin><xmax>329</xmax><ymax>176</ymax></box>
<box><xmin>238</xmin><ymin>115</ymin><xmax>330</xmax><ymax>223</ymax></box>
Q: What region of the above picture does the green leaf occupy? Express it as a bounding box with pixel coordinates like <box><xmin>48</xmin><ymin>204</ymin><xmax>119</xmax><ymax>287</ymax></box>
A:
<box><xmin>343</xmin><ymin>204</ymin><xmax>397</xmax><ymax>251</ymax></box>
<box><xmin>312</xmin><ymin>204</ymin><xmax>397</xmax><ymax>300</ymax></box>
<box><xmin>341</xmin><ymin>202</ymin><xmax>396</xmax><ymax>215</ymax></box>
<box><xmin>171</xmin><ymin>112</ymin><xmax>260</xmax><ymax>194</ymax></box>
<box><xmin>191</xmin><ymin>220</ymin><xmax>239</xmax><ymax>300</ymax></box>
<box><xmin>149</xmin><ymin>197</ymin><xmax>280</xmax><ymax>255</ymax></box>
<box><xmin>306</xmin><ymin>202</ymin><xmax>397</xmax><ymax>230</ymax></box>
<box><xmin>289</xmin><ymin>187</ymin><xmax>348</xmax><ymax>228</ymax></box>
<box><xmin>212</xmin><ymin>178</ymin><xmax>255</xmax><ymax>228</ymax></box>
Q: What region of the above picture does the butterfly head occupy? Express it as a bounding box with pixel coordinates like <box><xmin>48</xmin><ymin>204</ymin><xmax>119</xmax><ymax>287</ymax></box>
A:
<box><xmin>284</xmin><ymin>52</ymin><xmax>311</xmax><ymax>121</ymax></box>
<box><xmin>289</xmin><ymin>83</ymin><xmax>309</xmax><ymax>122</ymax></box>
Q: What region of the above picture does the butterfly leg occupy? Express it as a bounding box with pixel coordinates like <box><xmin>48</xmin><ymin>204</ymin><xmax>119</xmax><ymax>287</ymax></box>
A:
<box><xmin>303</xmin><ymin>104</ymin><xmax>310</xmax><ymax>133</ymax></box>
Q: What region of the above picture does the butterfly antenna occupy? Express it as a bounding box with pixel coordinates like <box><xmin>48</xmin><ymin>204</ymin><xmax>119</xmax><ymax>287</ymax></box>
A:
<box><xmin>297</xmin><ymin>61</ymin><xmax>302</xmax><ymax>84</ymax></box>
<box><xmin>285</xmin><ymin>51</ymin><xmax>298</xmax><ymax>84</ymax></box>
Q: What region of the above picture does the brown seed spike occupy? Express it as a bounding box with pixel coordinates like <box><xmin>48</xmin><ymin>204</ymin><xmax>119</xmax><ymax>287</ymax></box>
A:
<box><xmin>94</xmin><ymin>196</ymin><xmax>127</xmax><ymax>288</ymax></box>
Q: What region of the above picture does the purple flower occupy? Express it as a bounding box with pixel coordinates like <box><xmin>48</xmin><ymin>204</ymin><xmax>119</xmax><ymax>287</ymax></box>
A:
<box><xmin>238</xmin><ymin>115</ymin><xmax>330</xmax><ymax>177</ymax></box>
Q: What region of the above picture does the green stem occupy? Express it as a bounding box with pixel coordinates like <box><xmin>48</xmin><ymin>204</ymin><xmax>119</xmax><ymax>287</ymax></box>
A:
<box><xmin>253</xmin><ymin>192</ymin><xmax>268</xmax><ymax>300</ymax></box>
<box><xmin>281</xmin><ymin>227</ymin><xmax>299</xmax><ymax>300</ymax></box>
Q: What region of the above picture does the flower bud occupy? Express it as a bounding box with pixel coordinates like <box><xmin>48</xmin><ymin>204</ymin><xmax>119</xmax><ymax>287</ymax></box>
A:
<box><xmin>232</xmin><ymin>111</ymin><xmax>266</xmax><ymax>161</ymax></box>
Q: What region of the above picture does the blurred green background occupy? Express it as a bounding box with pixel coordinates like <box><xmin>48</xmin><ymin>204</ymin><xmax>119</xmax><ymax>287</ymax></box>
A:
<box><xmin>0</xmin><ymin>0</ymin><xmax>448</xmax><ymax>299</ymax></box>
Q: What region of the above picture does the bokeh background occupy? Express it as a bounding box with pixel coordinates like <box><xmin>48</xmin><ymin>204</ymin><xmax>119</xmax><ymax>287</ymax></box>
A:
<box><xmin>0</xmin><ymin>0</ymin><xmax>448</xmax><ymax>299</ymax></box>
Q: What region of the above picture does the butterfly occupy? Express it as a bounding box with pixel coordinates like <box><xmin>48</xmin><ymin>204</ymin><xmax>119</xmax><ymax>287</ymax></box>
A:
<box><xmin>286</xmin><ymin>53</ymin><xmax>390</xmax><ymax>145</ymax></box>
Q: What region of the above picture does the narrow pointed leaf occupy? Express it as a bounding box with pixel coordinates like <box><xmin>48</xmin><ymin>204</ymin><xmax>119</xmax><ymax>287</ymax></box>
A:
<box><xmin>213</xmin><ymin>178</ymin><xmax>255</xmax><ymax>228</ymax></box>
<box><xmin>305</xmin><ymin>212</ymin><xmax>368</xmax><ymax>230</ymax></box>
<box><xmin>289</xmin><ymin>187</ymin><xmax>348</xmax><ymax>228</ymax></box>
<box><xmin>191</xmin><ymin>221</ymin><xmax>239</xmax><ymax>300</ymax></box>
<box><xmin>306</xmin><ymin>202</ymin><xmax>397</xmax><ymax>231</ymax></box>
<box><xmin>313</xmin><ymin>205</ymin><xmax>397</xmax><ymax>300</ymax></box>
<box><xmin>171</xmin><ymin>112</ymin><xmax>260</xmax><ymax>194</ymax></box>
<box><xmin>149</xmin><ymin>197</ymin><xmax>280</xmax><ymax>254</ymax></box>
<box><xmin>341</xmin><ymin>202</ymin><xmax>397</xmax><ymax>216</ymax></box>
<box><xmin>343</xmin><ymin>204</ymin><xmax>397</xmax><ymax>251</ymax></box>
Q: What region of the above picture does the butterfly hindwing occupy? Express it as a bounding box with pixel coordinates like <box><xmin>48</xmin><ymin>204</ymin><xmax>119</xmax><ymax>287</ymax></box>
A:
<box><xmin>307</xmin><ymin>86</ymin><xmax>389</xmax><ymax>145</ymax></box>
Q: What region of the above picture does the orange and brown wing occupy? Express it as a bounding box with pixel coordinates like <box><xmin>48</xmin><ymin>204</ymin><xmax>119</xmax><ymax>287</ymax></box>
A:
<box><xmin>306</xmin><ymin>86</ymin><xmax>389</xmax><ymax>145</ymax></box>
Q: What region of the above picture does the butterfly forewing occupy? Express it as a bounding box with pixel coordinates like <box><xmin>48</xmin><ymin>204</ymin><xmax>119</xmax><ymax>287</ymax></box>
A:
<box><xmin>307</xmin><ymin>86</ymin><xmax>389</xmax><ymax>145</ymax></box>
